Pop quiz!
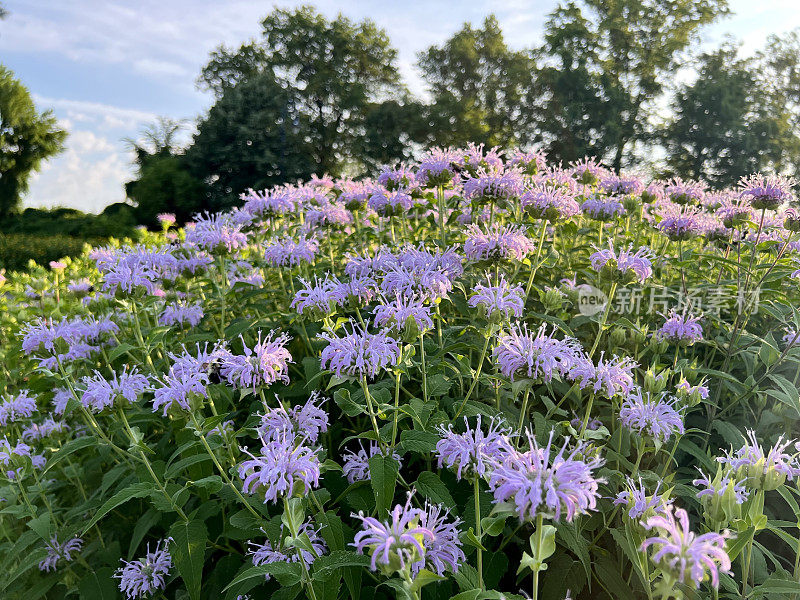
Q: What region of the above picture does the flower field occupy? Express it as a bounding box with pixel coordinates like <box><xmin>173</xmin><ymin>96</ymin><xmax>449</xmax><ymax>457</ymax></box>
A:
<box><xmin>3</xmin><ymin>145</ymin><xmax>800</xmax><ymax>600</ymax></box>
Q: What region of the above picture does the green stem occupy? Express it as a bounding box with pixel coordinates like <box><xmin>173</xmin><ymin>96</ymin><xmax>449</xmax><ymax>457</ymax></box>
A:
<box><xmin>455</xmin><ymin>326</ymin><xmax>493</xmax><ymax>418</ymax></box>
<box><xmin>525</xmin><ymin>221</ymin><xmax>548</xmax><ymax>297</ymax></box>
<box><xmin>189</xmin><ymin>412</ymin><xmax>262</xmax><ymax>522</ymax></box>
<box><xmin>588</xmin><ymin>282</ymin><xmax>618</xmax><ymax>359</ymax></box>
<box><xmin>474</xmin><ymin>473</ymin><xmax>484</xmax><ymax>590</ymax></box>
<box><xmin>532</xmin><ymin>513</ymin><xmax>544</xmax><ymax>600</ymax></box>
<box><xmin>118</xmin><ymin>409</ymin><xmax>188</xmax><ymax>522</ymax></box>
<box><xmin>517</xmin><ymin>388</ymin><xmax>531</xmax><ymax>435</ymax></box>
<box><xmin>359</xmin><ymin>377</ymin><xmax>385</xmax><ymax>451</ymax></box>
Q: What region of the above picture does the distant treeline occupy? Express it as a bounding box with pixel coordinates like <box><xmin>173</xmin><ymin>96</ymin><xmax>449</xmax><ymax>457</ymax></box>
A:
<box><xmin>122</xmin><ymin>2</ymin><xmax>800</xmax><ymax>225</ymax></box>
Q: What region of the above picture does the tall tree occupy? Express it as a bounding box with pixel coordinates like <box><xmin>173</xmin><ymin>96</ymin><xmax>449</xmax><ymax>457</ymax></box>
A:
<box><xmin>125</xmin><ymin>118</ymin><xmax>205</xmax><ymax>225</ymax></box>
<box><xmin>661</xmin><ymin>40</ymin><xmax>800</xmax><ymax>185</ymax></box>
<box><xmin>535</xmin><ymin>0</ymin><xmax>728</xmax><ymax>167</ymax></box>
<box><xmin>187</xmin><ymin>72</ymin><xmax>317</xmax><ymax>211</ymax></box>
<box><xmin>417</xmin><ymin>16</ymin><xmax>535</xmax><ymax>149</ymax></box>
<box><xmin>197</xmin><ymin>5</ymin><xmax>404</xmax><ymax>176</ymax></box>
<box><xmin>0</xmin><ymin>65</ymin><xmax>67</xmax><ymax>219</ymax></box>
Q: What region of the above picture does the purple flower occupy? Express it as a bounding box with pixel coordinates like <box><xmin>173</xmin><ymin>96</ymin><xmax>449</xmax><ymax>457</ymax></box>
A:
<box><xmin>157</xmin><ymin>213</ymin><xmax>176</xmax><ymax>225</ymax></box>
<box><xmin>227</xmin><ymin>260</ymin><xmax>265</xmax><ymax>288</ymax></box>
<box><xmin>152</xmin><ymin>368</ymin><xmax>208</xmax><ymax>416</ymax></box>
<box><xmin>305</xmin><ymin>201</ymin><xmax>353</xmax><ymax>229</ymax></box>
<box><xmin>590</xmin><ymin>243</ymin><xmax>653</xmax><ymax>283</ymax></box>
<box><xmin>581</xmin><ymin>196</ymin><xmax>625</xmax><ymax>221</ymax></box>
<box><xmin>656</xmin><ymin>310</ymin><xmax>703</xmax><ymax>345</ymax></box>
<box><xmin>378</xmin><ymin>164</ymin><xmax>417</xmax><ymax>191</ymax></box>
<box><xmin>158</xmin><ymin>302</ymin><xmax>204</xmax><ymax>328</ymax></box>
<box><xmin>96</xmin><ymin>245</ymin><xmax>180</xmax><ymax>295</ymax></box>
<box><xmin>238</xmin><ymin>436</ymin><xmax>320</xmax><ymax>504</ymax></box>
<box><xmin>613</xmin><ymin>477</ymin><xmax>671</xmax><ymax>520</ymax></box>
<box><xmin>342</xmin><ymin>442</ymin><xmax>402</xmax><ymax>483</ymax></box>
<box><xmin>0</xmin><ymin>390</ymin><xmax>37</xmax><ymax>426</ymax></box>
<box><xmin>218</xmin><ymin>331</ymin><xmax>292</xmax><ymax>390</ymax></box>
<box><xmin>641</xmin><ymin>506</ymin><xmax>731</xmax><ymax>589</ymax></box>
<box><xmin>417</xmin><ymin>147</ymin><xmax>459</xmax><ymax>186</ymax></box>
<box><xmin>368</xmin><ymin>188</ymin><xmax>414</xmax><ymax>216</ymax></box>
<box><xmin>520</xmin><ymin>185</ymin><xmax>580</xmax><ymax>221</ymax></box>
<box><xmin>373</xmin><ymin>294</ymin><xmax>433</xmax><ymax>335</ymax></box>
<box><xmin>21</xmin><ymin>315</ymin><xmax>119</xmax><ymax>369</ymax></box>
<box><xmin>319</xmin><ymin>322</ymin><xmax>401</xmax><ymax>380</ymax></box>
<box><xmin>569</xmin><ymin>352</ymin><xmax>637</xmax><ymax>398</ymax></box>
<box><xmin>717</xmin><ymin>429</ymin><xmax>799</xmax><ymax>490</ymax></box>
<box><xmin>468</xmin><ymin>275</ymin><xmax>524</xmax><ymax>321</ymax></box>
<box><xmin>352</xmin><ymin>494</ymin><xmax>434</xmax><ymax>572</ymax></box>
<box><xmin>493</xmin><ymin>323</ymin><xmax>582</xmax><ymax>383</ymax></box>
<box><xmin>665</xmin><ymin>177</ymin><xmax>706</xmax><ymax>205</ymax></box>
<box><xmin>784</xmin><ymin>328</ymin><xmax>800</xmax><ymax>347</ymax></box>
<box><xmin>67</xmin><ymin>278</ymin><xmax>92</xmax><ymax>294</ymax></box>
<box><xmin>417</xmin><ymin>502</ymin><xmax>465</xmax><ymax>575</ymax></box>
<box><xmin>570</xmin><ymin>157</ymin><xmax>606</xmax><ymax>184</ymax></box>
<box><xmin>22</xmin><ymin>417</ymin><xmax>69</xmax><ymax>441</ymax></box>
<box><xmin>185</xmin><ymin>212</ymin><xmax>247</xmax><ymax>252</ymax></box>
<box><xmin>258</xmin><ymin>392</ymin><xmax>329</xmax><ymax>444</ymax></box>
<box><xmin>739</xmin><ymin>173</ymin><xmax>796</xmax><ymax>210</ymax></box>
<box><xmin>436</xmin><ymin>415</ymin><xmax>513</xmax><ymax>480</ymax></box>
<box><xmin>462</xmin><ymin>168</ymin><xmax>524</xmax><ymax>202</ymax></box>
<box><xmin>39</xmin><ymin>536</ymin><xmax>82</xmax><ymax>572</ymax></box>
<box><xmin>600</xmin><ymin>173</ymin><xmax>644</xmax><ymax>196</ymax></box>
<box><xmin>619</xmin><ymin>389</ymin><xmax>684</xmax><ymax>443</ymax></box>
<box><xmin>716</xmin><ymin>197</ymin><xmax>752</xmax><ymax>228</ymax></box>
<box><xmin>656</xmin><ymin>205</ymin><xmax>705</xmax><ymax>241</ymax></box>
<box><xmin>240</xmin><ymin>188</ymin><xmax>298</xmax><ymax>217</ymax></box>
<box><xmin>80</xmin><ymin>369</ymin><xmax>150</xmax><ymax>413</ymax></box>
<box><xmin>264</xmin><ymin>236</ymin><xmax>318</xmax><ymax>267</ymax></box>
<box><xmin>464</xmin><ymin>223</ymin><xmax>535</xmax><ymax>263</ymax></box>
<box><xmin>248</xmin><ymin>521</ymin><xmax>327</xmax><ymax>578</ymax></box>
<box><xmin>0</xmin><ymin>437</ymin><xmax>31</xmax><ymax>466</ymax></box>
<box><xmin>488</xmin><ymin>430</ymin><xmax>604</xmax><ymax>522</ymax></box>
<box><xmin>52</xmin><ymin>389</ymin><xmax>71</xmax><ymax>416</ymax></box>
<box><xmin>693</xmin><ymin>468</ymin><xmax>748</xmax><ymax>504</ymax></box>
<box><xmin>507</xmin><ymin>149</ymin><xmax>547</xmax><ymax>174</ymax></box>
<box><xmin>291</xmin><ymin>275</ymin><xmax>346</xmax><ymax>318</ymax></box>
<box><xmin>115</xmin><ymin>539</ymin><xmax>172</xmax><ymax>599</ymax></box>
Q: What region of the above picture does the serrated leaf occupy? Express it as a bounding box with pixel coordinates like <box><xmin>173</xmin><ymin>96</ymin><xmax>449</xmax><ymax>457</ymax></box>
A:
<box><xmin>415</xmin><ymin>471</ymin><xmax>456</xmax><ymax>511</ymax></box>
<box><xmin>369</xmin><ymin>454</ymin><xmax>399</xmax><ymax>516</ymax></box>
<box><xmin>169</xmin><ymin>519</ymin><xmax>208</xmax><ymax>600</ymax></box>
<box><xmin>82</xmin><ymin>482</ymin><xmax>154</xmax><ymax>534</ymax></box>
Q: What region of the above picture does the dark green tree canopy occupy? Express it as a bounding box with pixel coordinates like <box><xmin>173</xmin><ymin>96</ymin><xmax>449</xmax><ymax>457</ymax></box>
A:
<box><xmin>661</xmin><ymin>38</ymin><xmax>800</xmax><ymax>186</ymax></box>
<box><xmin>534</xmin><ymin>0</ymin><xmax>729</xmax><ymax>167</ymax></box>
<box><xmin>0</xmin><ymin>65</ymin><xmax>67</xmax><ymax>218</ymax></box>
<box><xmin>197</xmin><ymin>5</ymin><xmax>405</xmax><ymax>176</ymax></box>
<box><xmin>187</xmin><ymin>72</ymin><xmax>317</xmax><ymax>211</ymax></box>
<box><xmin>418</xmin><ymin>16</ymin><xmax>536</xmax><ymax>149</ymax></box>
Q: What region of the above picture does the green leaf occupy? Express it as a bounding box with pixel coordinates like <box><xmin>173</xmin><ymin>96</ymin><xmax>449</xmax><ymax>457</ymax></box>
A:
<box><xmin>400</xmin><ymin>430</ymin><xmax>439</xmax><ymax>453</ymax></box>
<box><xmin>726</xmin><ymin>526</ymin><xmax>755</xmax><ymax>562</ymax></box>
<box><xmin>108</xmin><ymin>342</ymin><xmax>136</xmax><ymax>361</ymax></box>
<box><xmin>128</xmin><ymin>509</ymin><xmax>161</xmax><ymax>559</ymax></box>
<box><xmin>312</xmin><ymin>550</ymin><xmax>371</xmax><ymax>580</ymax></box>
<box><xmin>190</xmin><ymin>475</ymin><xmax>224</xmax><ymax>494</ymax></box>
<box><xmin>165</xmin><ymin>453</ymin><xmax>211</xmax><ymax>479</ymax></box>
<box><xmin>415</xmin><ymin>471</ymin><xmax>456</xmax><ymax>511</ymax></box>
<box><xmin>82</xmin><ymin>482</ymin><xmax>153</xmax><ymax>534</ymax></box>
<box><xmin>43</xmin><ymin>435</ymin><xmax>97</xmax><ymax>475</ymax></box>
<box><xmin>78</xmin><ymin>568</ymin><xmax>119</xmax><ymax>600</ymax></box>
<box><xmin>427</xmin><ymin>374</ymin><xmax>452</xmax><ymax>397</ymax></box>
<box><xmin>169</xmin><ymin>519</ymin><xmax>208</xmax><ymax>600</ymax></box>
<box><xmin>223</xmin><ymin>563</ymin><xmax>303</xmax><ymax>591</ymax></box>
<box><xmin>751</xmin><ymin>577</ymin><xmax>800</xmax><ymax>596</ymax></box>
<box><xmin>369</xmin><ymin>454</ymin><xmax>399</xmax><ymax>516</ymax></box>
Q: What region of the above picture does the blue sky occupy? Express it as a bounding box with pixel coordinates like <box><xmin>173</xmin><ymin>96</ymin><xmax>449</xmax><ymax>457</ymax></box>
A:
<box><xmin>2</xmin><ymin>0</ymin><xmax>799</xmax><ymax>213</ymax></box>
